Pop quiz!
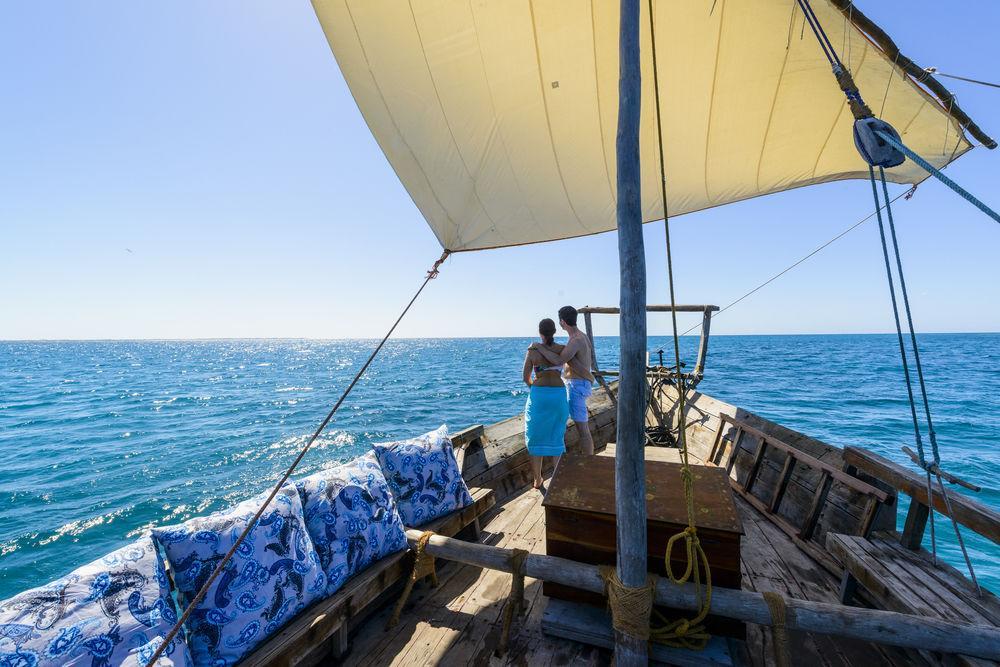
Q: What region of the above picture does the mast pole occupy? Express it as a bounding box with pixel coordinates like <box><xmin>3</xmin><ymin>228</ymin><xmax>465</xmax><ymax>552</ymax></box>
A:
<box><xmin>614</xmin><ymin>0</ymin><xmax>649</xmax><ymax>664</ymax></box>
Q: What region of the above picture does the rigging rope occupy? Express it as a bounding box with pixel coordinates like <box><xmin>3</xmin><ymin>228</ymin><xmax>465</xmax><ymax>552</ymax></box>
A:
<box><xmin>874</xmin><ymin>129</ymin><xmax>1000</xmax><ymax>225</ymax></box>
<box><xmin>144</xmin><ymin>250</ymin><xmax>451</xmax><ymax>667</ymax></box>
<box><xmin>924</xmin><ymin>68</ymin><xmax>1000</xmax><ymax>91</ymax></box>
<box><xmin>797</xmin><ymin>0</ymin><xmax>984</xmax><ymax>597</ymax></box>
<box><xmin>648</xmin><ymin>0</ymin><xmax>713</xmax><ymax>648</ymax></box>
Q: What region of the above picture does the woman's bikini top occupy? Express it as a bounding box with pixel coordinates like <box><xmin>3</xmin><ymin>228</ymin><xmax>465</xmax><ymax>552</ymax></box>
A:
<box><xmin>534</xmin><ymin>363</ymin><xmax>564</xmax><ymax>375</ymax></box>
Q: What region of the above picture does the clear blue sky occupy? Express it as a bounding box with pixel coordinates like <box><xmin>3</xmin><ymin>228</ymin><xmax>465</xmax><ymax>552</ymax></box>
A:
<box><xmin>1</xmin><ymin>1</ymin><xmax>997</xmax><ymax>339</ymax></box>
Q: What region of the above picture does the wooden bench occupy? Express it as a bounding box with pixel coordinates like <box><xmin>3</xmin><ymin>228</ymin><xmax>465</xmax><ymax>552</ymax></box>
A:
<box><xmin>708</xmin><ymin>414</ymin><xmax>893</xmax><ymax>573</ymax></box>
<box><xmin>240</xmin><ymin>485</ymin><xmax>496</xmax><ymax>667</ymax></box>
<box><xmin>828</xmin><ymin>447</ymin><xmax>1000</xmax><ymax>666</ymax></box>
<box><xmin>827</xmin><ymin>532</ymin><xmax>1000</xmax><ymax>666</ymax></box>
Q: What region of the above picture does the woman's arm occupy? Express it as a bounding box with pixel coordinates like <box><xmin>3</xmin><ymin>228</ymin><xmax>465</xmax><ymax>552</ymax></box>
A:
<box><xmin>522</xmin><ymin>350</ymin><xmax>533</xmax><ymax>386</ymax></box>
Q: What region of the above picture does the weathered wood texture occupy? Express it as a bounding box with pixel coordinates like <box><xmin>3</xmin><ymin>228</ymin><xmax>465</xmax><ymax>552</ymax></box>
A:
<box><xmin>409</xmin><ymin>516</ymin><xmax>1000</xmax><ymax>660</ymax></box>
<box><xmin>348</xmin><ymin>486</ymin><xmax>610</xmax><ymax>666</ymax></box>
<box><xmin>579</xmin><ymin>305</ymin><xmax>720</xmax><ymax>314</ymax></box>
<box><xmin>828</xmin><ymin>531</ymin><xmax>1000</xmax><ymax>667</ymax></box>
<box><xmin>844</xmin><ymin>447</ymin><xmax>1000</xmax><ymax>546</ymax></box>
<box><xmin>542</xmin><ymin>598</ymin><xmax>737</xmax><ymax>666</ymax></box>
<box><xmin>239</xmin><ymin>487</ymin><xmax>496</xmax><ymax>666</ymax></box>
<box><xmin>657</xmin><ymin>386</ymin><xmax>898</xmax><ymax>553</ymax></box>
<box><xmin>613</xmin><ymin>0</ymin><xmax>647</xmax><ymax>659</ymax></box>
<box><xmin>542</xmin><ymin>456</ymin><xmax>743</xmax><ymax>637</ymax></box>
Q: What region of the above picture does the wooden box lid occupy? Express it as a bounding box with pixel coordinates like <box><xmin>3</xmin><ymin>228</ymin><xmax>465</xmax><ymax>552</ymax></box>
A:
<box><xmin>542</xmin><ymin>452</ymin><xmax>743</xmax><ymax>535</ymax></box>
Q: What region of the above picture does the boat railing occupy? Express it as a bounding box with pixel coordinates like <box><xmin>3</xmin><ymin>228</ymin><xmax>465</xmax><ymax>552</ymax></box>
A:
<box><xmin>843</xmin><ymin>446</ymin><xmax>1000</xmax><ymax>549</ymax></box>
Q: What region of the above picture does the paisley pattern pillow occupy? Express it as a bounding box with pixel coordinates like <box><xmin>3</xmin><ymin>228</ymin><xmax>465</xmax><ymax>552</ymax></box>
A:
<box><xmin>372</xmin><ymin>425</ymin><xmax>473</xmax><ymax>526</ymax></box>
<box><xmin>297</xmin><ymin>452</ymin><xmax>408</xmax><ymax>595</ymax></box>
<box><xmin>151</xmin><ymin>483</ymin><xmax>324</xmax><ymax>666</ymax></box>
<box><xmin>0</xmin><ymin>537</ymin><xmax>190</xmax><ymax>666</ymax></box>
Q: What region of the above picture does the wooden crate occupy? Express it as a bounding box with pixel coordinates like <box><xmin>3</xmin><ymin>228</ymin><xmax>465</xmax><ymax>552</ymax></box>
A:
<box><xmin>542</xmin><ymin>453</ymin><xmax>744</xmax><ymax>638</ymax></box>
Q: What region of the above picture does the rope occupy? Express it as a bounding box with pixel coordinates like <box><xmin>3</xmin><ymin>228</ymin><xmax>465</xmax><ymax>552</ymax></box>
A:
<box><xmin>873</xmin><ymin>129</ymin><xmax>1000</xmax><ymax>225</ymax></box>
<box><xmin>679</xmin><ymin>191</ymin><xmax>907</xmax><ymax>337</ymax></box>
<box><xmin>762</xmin><ymin>591</ymin><xmax>792</xmax><ymax>667</ymax></box>
<box><xmin>924</xmin><ymin>68</ymin><xmax>1000</xmax><ymax>91</ymax></box>
<box><xmin>648</xmin><ymin>0</ymin><xmax>714</xmax><ymax>650</ymax></box>
<box><xmin>143</xmin><ymin>251</ymin><xmax>450</xmax><ymax>666</ymax></box>
<box><xmin>599</xmin><ymin>566</ymin><xmax>655</xmax><ymax>642</ymax></box>
<box><xmin>868</xmin><ymin>169</ymin><xmax>983</xmax><ymax>592</ymax></box>
<box><xmin>496</xmin><ymin>548</ymin><xmax>530</xmax><ymax>655</ymax></box>
<box><xmin>387</xmin><ymin>530</ymin><xmax>439</xmax><ymax>629</ymax></box>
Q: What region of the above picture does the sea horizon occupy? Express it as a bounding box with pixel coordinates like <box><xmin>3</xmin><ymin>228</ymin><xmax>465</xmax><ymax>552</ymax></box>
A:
<box><xmin>2</xmin><ymin>334</ymin><xmax>998</xmax><ymax>599</ymax></box>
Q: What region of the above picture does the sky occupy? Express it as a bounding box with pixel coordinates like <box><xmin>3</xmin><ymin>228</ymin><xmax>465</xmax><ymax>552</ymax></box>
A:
<box><xmin>1</xmin><ymin>1</ymin><xmax>997</xmax><ymax>340</ymax></box>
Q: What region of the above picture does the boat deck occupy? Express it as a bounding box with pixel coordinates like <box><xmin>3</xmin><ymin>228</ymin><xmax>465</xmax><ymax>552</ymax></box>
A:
<box><xmin>347</xmin><ymin>477</ymin><xmax>925</xmax><ymax>666</ymax></box>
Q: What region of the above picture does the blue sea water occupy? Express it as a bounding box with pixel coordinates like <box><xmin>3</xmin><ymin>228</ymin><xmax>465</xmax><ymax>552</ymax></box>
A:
<box><xmin>1</xmin><ymin>335</ymin><xmax>998</xmax><ymax>600</ymax></box>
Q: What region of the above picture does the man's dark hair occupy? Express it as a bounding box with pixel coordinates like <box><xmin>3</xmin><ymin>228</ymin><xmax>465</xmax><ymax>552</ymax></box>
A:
<box><xmin>558</xmin><ymin>305</ymin><xmax>578</xmax><ymax>327</ymax></box>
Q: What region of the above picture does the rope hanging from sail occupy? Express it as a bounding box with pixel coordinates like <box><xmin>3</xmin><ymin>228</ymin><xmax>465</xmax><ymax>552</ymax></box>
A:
<box><xmin>795</xmin><ymin>0</ymin><xmax>984</xmax><ymax>596</ymax></box>
<box><xmin>143</xmin><ymin>250</ymin><xmax>451</xmax><ymax>667</ymax></box>
<box><xmin>647</xmin><ymin>0</ymin><xmax>713</xmax><ymax>648</ymax></box>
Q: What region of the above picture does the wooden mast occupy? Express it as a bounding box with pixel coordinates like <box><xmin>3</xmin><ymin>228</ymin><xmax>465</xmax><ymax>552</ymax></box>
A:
<box><xmin>614</xmin><ymin>0</ymin><xmax>648</xmax><ymax>664</ymax></box>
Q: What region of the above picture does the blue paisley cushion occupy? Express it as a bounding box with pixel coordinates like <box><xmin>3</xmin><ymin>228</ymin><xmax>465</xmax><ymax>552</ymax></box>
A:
<box><xmin>296</xmin><ymin>452</ymin><xmax>408</xmax><ymax>596</ymax></box>
<box><xmin>372</xmin><ymin>425</ymin><xmax>473</xmax><ymax>526</ymax></box>
<box><xmin>0</xmin><ymin>537</ymin><xmax>191</xmax><ymax>666</ymax></box>
<box><xmin>151</xmin><ymin>483</ymin><xmax>324</xmax><ymax>666</ymax></box>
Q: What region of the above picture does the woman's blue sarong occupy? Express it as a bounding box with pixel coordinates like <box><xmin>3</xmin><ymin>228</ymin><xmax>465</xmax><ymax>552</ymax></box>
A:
<box><xmin>525</xmin><ymin>384</ymin><xmax>569</xmax><ymax>456</ymax></box>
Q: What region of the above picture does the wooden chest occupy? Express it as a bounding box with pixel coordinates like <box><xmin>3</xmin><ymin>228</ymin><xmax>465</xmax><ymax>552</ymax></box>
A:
<box><xmin>542</xmin><ymin>453</ymin><xmax>744</xmax><ymax>638</ymax></box>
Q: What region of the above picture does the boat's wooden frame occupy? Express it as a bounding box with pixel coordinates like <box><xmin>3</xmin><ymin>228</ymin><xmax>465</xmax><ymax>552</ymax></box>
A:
<box><xmin>239</xmin><ymin>375</ymin><xmax>1000</xmax><ymax>666</ymax></box>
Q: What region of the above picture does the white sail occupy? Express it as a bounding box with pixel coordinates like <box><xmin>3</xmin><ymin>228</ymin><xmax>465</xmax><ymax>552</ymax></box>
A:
<box><xmin>312</xmin><ymin>0</ymin><xmax>972</xmax><ymax>252</ymax></box>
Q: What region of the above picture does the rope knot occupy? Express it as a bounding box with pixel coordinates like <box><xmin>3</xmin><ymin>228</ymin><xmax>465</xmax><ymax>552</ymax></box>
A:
<box><xmin>386</xmin><ymin>530</ymin><xmax>438</xmax><ymax>629</ymax></box>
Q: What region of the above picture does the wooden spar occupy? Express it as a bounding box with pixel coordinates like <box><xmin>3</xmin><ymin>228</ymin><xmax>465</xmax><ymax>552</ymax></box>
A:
<box><xmin>579</xmin><ymin>305</ymin><xmax>719</xmax><ymax>314</ymax></box>
<box><xmin>614</xmin><ymin>0</ymin><xmax>648</xmax><ymax>664</ymax></box>
<box><xmin>828</xmin><ymin>0</ymin><xmax>996</xmax><ymax>150</ymax></box>
<box><xmin>404</xmin><ymin>530</ymin><xmax>1000</xmax><ymax>661</ymax></box>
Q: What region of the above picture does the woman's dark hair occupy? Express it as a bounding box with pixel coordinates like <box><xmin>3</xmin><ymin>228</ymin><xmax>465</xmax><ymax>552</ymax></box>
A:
<box><xmin>538</xmin><ymin>318</ymin><xmax>556</xmax><ymax>346</ymax></box>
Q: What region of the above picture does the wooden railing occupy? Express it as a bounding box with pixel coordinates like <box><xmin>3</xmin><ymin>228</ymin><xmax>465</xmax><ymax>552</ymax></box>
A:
<box><xmin>843</xmin><ymin>446</ymin><xmax>1000</xmax><ymax>549</ymax></box>
<box><xmin>710</xmin><ymin>414</ymin><xmax>893</xmax><ymax>572</ymax></box>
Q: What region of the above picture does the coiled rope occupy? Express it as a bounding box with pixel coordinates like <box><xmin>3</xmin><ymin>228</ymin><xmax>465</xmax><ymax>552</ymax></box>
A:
<box><xmin>144</xmin><ymin>251</ymin><xmax>451</xmax><ymax>667</ymax></box>
<box><xmin>647</xmin><ymin>0</ymin><xmax>713</xmax><ymax>649</ymax></box>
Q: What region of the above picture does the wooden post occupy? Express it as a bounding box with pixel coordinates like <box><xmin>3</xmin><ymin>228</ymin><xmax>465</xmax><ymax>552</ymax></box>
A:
<box><xmin>693</xmin><ymin>308</ymin><xmax>712</xmax><ymax>382</ymax></box>
<box><xmin>614</xmin><ymin>0</ymin><xmax>648</xmax><ymax>664</ymax></box>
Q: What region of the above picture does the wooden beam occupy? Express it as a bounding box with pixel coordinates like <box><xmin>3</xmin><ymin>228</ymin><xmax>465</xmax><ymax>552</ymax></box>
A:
<box><xmin>724</xmin><ymin>416</ymin><xmax>890</xmax><ymax>503</ymax></box>
<box><xmin>614</xmin><ymin>0</ymin><xmax>647</xmax><ymax>662</ymax></box>
<box><xmin>578</xmin><ymin>304</ymin><xmax>719</xmax><ymax>314</ymax></box>
<box><xmin>844</xmin><ymin>447</ymin><xmax>1000</xmax><ymax>545</ymax></box>
<box><xmin>901</xmin><ymin>500</ymin><xmax>930</xmax><ymax>550</ymax></box>
<box><xmin>406</xmin><ymin>530</ymin><xmax>1000</xmax><ymax>660</ymax></box>
<box><xmin>692</xmin><ymin>308</ymin><xmax>712</xmax><ymax>382</ymax></box>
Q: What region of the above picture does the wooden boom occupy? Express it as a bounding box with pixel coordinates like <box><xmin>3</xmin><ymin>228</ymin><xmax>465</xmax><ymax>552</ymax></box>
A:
<box><xmin>406</xmin><ymin>529</ymin><xmax>1000</xmax><ymax>661</ymax></box>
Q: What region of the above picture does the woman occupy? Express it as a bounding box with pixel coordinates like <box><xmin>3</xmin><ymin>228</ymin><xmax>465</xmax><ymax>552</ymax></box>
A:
<box><xmin>523</xmin><ymin>318</ymin><xmax>570</xmax><ymax>490</ymax></box>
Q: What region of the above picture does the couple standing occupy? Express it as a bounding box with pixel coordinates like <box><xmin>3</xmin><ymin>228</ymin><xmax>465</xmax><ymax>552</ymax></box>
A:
<box><xmin>522</xmin><ymin>305</ymin><xmax>595</xmax><ymax>490</ymax></box>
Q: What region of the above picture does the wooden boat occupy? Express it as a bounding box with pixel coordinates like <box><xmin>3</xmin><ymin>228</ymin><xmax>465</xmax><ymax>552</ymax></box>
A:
<box><xmin>149</xmin><ymin>1</ymin><xmax>1000</xmax><ymax>665</ymax></box>
<box><xmin>242</xmin><ymin>308</ymin><xmax>1000</xmax><ymax>665</ymax></box>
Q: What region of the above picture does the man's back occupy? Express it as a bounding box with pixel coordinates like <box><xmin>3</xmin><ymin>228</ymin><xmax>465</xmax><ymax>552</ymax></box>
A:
<box><xmin>565</xmin><ymin>331</ymin><xmax>594</xmax><ymax>382</ymax></box>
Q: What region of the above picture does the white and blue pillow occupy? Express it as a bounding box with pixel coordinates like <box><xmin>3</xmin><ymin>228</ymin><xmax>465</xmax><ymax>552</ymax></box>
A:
<box><xmin>151</xmin><ymin>483</ymin><xmax>324</xmax><ymax>666</ymax></box>
<box><xmin>296</xmin><ymin>452</ymin><xmax>408</xmax><ymax>596</ymax></box>
<box><xmin>0</xmin><ymin>537</ymin><xmax>191</xmax><ymax>666</ymax></box>
<box><xmin>372</xmin><ymin>426</ymin><xmax>473</xmax><ymax>527</ymax></box>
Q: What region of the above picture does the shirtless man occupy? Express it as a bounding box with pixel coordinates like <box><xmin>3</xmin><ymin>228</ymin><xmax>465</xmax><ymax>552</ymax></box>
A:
<box><xmin>529</xmin><ymin>305</ymin><xmax>596</xmax><ymax>455</ymax></box>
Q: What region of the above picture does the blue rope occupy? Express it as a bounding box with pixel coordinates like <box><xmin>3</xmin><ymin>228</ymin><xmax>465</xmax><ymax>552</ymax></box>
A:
<box><xmin>868</xmin><ymin>166</ymin><xmax>928</xmax><ymax>468</ymax></box>
<box><xmin>878</xmin><ymin>167</ymin><xmax>940</xmax><ymax>466</ymax></box>
<box><xmin>875</xmin><ymin>130</ymin><xmax>1000</xmax><ymax>225</ymax></box>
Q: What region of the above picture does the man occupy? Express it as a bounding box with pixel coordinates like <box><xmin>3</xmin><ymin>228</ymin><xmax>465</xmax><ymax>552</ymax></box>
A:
<box><xmin>529</xmin><ymin>305</ymin><xmax>595</xmax><ymax>455</ymax></box>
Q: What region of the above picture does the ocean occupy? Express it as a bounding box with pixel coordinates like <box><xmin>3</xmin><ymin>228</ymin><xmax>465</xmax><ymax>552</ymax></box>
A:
<box><xmin>1</xmin><ymin>334</ymin><xmax>997</xmax><ymax>599</ymax></box>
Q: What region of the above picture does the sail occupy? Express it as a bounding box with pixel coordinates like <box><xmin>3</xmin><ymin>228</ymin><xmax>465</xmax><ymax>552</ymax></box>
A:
<box><xmin>312</xmin><ymin>0</ymin><xmax>973</xmax><ymax>252</ymax></box>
